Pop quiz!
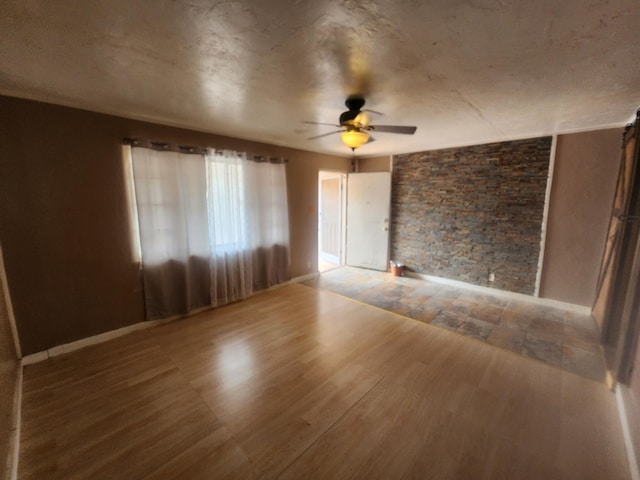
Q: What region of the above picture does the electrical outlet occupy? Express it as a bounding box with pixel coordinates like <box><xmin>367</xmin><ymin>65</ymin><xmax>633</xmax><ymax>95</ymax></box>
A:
<box><xmin>489</xmin><ymin>273</ymin><xmax>495</xmax><ymax>282</ymax></box>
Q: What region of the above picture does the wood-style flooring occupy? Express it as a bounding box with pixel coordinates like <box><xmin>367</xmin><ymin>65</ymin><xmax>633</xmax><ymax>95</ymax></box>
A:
<box><xmin>18</xmin><ymin>284</ymin><xmax>629</xmax><ymax>479</ymax></box>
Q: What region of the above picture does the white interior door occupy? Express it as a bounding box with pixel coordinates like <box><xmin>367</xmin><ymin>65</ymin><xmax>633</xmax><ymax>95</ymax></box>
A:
<box><xmin>346</xmin><ymin>172</ymin><xmax>391</xmax><ymax>271</ymax></box>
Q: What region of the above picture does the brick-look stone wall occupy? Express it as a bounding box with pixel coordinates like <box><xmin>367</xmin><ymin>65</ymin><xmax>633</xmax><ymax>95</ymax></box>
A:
<box><xmin>391</xmin><ymin>137</ymin><xmax>552</xmax><ymax>294</ymax></box>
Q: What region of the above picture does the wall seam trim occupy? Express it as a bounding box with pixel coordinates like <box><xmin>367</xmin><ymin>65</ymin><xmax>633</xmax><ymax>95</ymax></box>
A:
<box><xmin>0</xmin><ymin>245</ymin><xmax>21</xmax><ymax>359</ymax></box>
<box><xmin>535</xmin><ymin>134</ymin><xmax>558</xmax><ymax>297</ymax></box>
<box><xmin>9</xmin><ymin>365</ymin><xmax>22</xmax><ymax>480</ymax></box>
<box><xmin>616</xmin><ymin>386</ymin><xmax>640</xmax><ymax>480</ymax></box>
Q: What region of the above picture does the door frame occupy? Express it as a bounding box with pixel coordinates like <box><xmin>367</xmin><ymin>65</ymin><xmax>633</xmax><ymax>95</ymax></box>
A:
<box><xmin>318</xmin><ymin>170</ymin><xmax>347</xmax><ymax>269</ymax></box>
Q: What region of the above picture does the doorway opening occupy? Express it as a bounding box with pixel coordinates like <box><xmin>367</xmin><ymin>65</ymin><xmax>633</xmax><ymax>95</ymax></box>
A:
<box><xmin>318</xmin><ymin>171</ymin><xmax>346</xmax><ymax>273</ymax></box>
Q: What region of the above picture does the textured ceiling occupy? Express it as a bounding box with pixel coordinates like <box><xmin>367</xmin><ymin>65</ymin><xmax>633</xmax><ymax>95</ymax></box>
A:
<box><xmin>1</xmin><ymin>0</ymin><xmax>640</xmax><ymax>157</ymax></box>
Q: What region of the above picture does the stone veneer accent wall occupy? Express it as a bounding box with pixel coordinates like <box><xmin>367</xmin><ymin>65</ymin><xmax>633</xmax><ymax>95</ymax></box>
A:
<box><xmin>391</xmin><ymin>137</ymin><xmax>552</xmax><ymax>294</ymax></box>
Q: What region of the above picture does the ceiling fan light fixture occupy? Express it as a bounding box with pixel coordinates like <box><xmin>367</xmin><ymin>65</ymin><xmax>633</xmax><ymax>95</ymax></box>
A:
<box><xmin>340</xmin><ymin>130</ymin><xmax>370</xmax><ymax>150</ymax></box>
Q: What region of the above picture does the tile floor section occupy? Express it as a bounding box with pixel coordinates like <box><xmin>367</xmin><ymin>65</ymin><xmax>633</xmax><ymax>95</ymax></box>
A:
<box><xmin>302</xmin><ymin>266</ymin><xmax>606</xmax><ymax>382</ymax></box>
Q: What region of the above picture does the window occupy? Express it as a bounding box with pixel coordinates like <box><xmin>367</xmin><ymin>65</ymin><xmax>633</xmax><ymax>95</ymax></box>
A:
<box><xmin>128</xmin><ymin>143</ymin><xmax>290</xmax><ymax>319</ymax></box>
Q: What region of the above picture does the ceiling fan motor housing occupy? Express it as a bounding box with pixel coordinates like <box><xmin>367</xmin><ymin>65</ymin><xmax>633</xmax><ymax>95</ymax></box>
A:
<box><xmin>340</xmin><ymin>95</ymin><xmax>366</xmax><ymax>126</ymax></box>
<box><xmin>339</xmin><ymin>110</ymin><xmax>359</xmax><ymax>125</ymax></box>
<box><xmin>345</xmin><ymin>95</ymin><xmax>365</xmax><ymax>111</ymax></box>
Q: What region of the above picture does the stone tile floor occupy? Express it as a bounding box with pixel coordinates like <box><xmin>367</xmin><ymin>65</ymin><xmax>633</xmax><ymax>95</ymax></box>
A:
<box><xmin>302</xmin><ymin>266</ymin><xmax>606</xmax><ymax>382</ymax></box>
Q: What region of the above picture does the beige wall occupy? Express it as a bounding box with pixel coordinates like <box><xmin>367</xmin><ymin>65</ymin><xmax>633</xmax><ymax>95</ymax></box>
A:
<box><xmin>357</xmin><ymin>156</ymin><xmax>391</xmax><ymax>172</ymax></box>
<box><xmin>0</xmin><ymin>95</ymin><xmax>349</xmax><ymax>355</ymax></box>
<box><xmin>539</xmin><ymin>128</ymin><xmax>623</xmax><ymax>306</ymax></box>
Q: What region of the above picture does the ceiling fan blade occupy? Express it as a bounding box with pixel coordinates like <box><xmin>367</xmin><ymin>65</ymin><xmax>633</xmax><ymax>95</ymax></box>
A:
<box><xmin>303</xmin><ymin>121</ymin><xmax>342</xmax><ymax>127</ymax></box>
<box><xmin>366</xmin><ymin>136</ymin><xmax>376</xmax><ymax>144</ymax></box>
<box><xmin>308</xmin><ymin>130</ymin><xmax>343</xmax><ymax>140</ymax></box>
<box><xmin>368</xmin><ymin>125</ymin><xmax>417</xmax><ymax>134</ymax></box>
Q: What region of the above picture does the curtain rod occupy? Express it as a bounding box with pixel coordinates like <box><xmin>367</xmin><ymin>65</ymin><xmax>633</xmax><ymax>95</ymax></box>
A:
<box><xmin>123</xmin><ymin>138</ymin><xmax>208</xmax><ymax>155</ymax></box>
<box><xmin>123</xmin><ymin>137</ymin><xmax>287</xmax><ymax>163</ymax></box>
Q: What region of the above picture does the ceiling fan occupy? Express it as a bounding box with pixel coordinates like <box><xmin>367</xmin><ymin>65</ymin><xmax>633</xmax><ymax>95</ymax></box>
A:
<box><xmin>306</xmin><ymin>95</ymin><xmax>417</xmax><ymax>151</ymax></box>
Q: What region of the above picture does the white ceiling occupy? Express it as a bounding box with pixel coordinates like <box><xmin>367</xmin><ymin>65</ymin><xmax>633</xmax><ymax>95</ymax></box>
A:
<box><xmin>2</xmin><ymin>0</ymin><xmax>640</xmax><ymax>158</ymax></box>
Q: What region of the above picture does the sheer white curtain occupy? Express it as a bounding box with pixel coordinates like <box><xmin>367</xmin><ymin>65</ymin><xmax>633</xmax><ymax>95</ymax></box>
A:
<box><xmin>206</xmin><ymin>151</ymin><xmax>290</xmax><ymax>306</ymax></box>
<box><xmin>242</xmin><ymin>156</ymin><xmax>290</xmax><ymax>289</ymax></box>
<box><xmin>131</xmin><ymin>147</ymin><xmax>211</xmax><ymax>319</ymax></box>
<box><xmin>130</xmin><ymin>145</ymin><xmax>290</xmax><ymax>320</ymax></box>
<box><xmin>206</xmin><ymin>150</ymin><xmax>252</xmax><ymax>306</ymax></box>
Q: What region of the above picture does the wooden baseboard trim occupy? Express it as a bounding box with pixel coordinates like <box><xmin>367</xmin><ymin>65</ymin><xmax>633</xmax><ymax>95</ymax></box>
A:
<box><xmin>616</xmin><ymin>385</ymin><xmax>640</xmax><ymax>480</ymax></box>
<box><xmin>405</xmin><ymin>272</ymin><xmax>591</xmax><ymax>315</ymax></box>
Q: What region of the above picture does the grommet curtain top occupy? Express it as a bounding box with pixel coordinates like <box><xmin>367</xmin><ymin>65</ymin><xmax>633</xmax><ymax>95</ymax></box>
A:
<box><xmin>123</xmin><ymin>138</ymin><xmax>287</xmax><ymax>163</ymax></box>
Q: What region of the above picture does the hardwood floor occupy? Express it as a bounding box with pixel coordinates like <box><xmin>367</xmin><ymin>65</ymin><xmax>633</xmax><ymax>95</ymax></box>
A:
<box><xmin>18</xmin><ymin>284</ymin><xmax>629</xmax><ymax>479</ymax></box>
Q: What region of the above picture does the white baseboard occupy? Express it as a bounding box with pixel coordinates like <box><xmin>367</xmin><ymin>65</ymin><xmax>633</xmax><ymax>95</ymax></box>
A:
<box><xmin>19</xmin><ymin>269</ymin><xmax>588</xmax><ymax>367</ymax></box>
<box><xmin>19</xmin><ymin>351</ymin><xmax>48</xmax><ymax>366</ymax></box>
<box><xmin>405</xmin><ymin>271</ymin><xmax>591</xmax><ymax>315</ymax></box>
<box><xmin>19</xmin><ymin>278</ymin><xmax>312</xmax><ymax>366</ymax></box>
<box><xmin>21</xmin><ymin>319</ymin><xmax>171</xmax><ymax>365</ymax></box>
<box><xmin>291</xmin><ymin>272</ymin><xmax>320</xmax><ymax>283</ymax></box>
<box><xmin>616</xmin><ymin>385</ymin><xmax>640</xmax><ymax>480</ymax></box>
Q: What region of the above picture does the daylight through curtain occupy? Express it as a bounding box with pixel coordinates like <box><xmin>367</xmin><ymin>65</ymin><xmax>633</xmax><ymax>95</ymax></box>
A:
<box><xmin>242</xmin><ymin>155</ymin><xmax>291</xmax><ymax>290</ymax></box>
<box><xmin>130</xmin><ymin>144</ymin><xmax>290</xmax><ymax>320</ymax></box>
<box><xmin>206</xmin><ymin>150</ymin><xmax>252</xmax><ymax>306</ymax></box>
<box><xmin>131</xmin><ymin>147</ymin><xmax>212</xmax><ymax>319</ymax></box>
